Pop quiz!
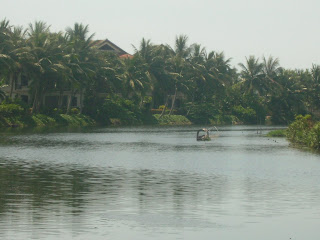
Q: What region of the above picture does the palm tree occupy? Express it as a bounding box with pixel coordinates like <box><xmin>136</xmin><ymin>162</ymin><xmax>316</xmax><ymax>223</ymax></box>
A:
<box><xmin>0</xmin><ymin>19</ymin><xmax>31</xmax><ymax>99</ymax></box>
<box><xmin>173</xmin><ymin>35</ymin><xmax>191</xmax><ymax>58</ymax></box>
<box><xmin>262</xmin><ymin>56</ymin><xmax>282</xmax><ymax>94</ymax></box>
<box><xmin>133</xmin><ymin>38</ymin><xmax>153</xmax><ymax>63</ymax></box>
<box><xmin>133</xmin><ymin>38</ymin><xmax>158</xmax><ymax>108</ymax></box>
<box><xmin>187</xmin><ymin>44</ymin><xmax>207</xmax><ymax>103</ymax></box>
<box><xmin>8</xmin><ymin>26</ymin><xmax>30</xmax><ymax>98</ymax></box>
<box><xmin>239</xmin><ymin>56</ymin><xmax>264</xmax><ymax>95</ymax></box>
<box><xmin>307</xmin><ymin>64</ymin><xmax>320</xmax><ymax>113</ymax></box>
<box><xmin>146</xmin><ymin>44</ymin><xmax>173</xmax><ymax>112</ymax></box>
<box><xmin>120</xmin><ymin>55</ymin><xmax>150</xmax><ymax>106</ymax></box>
<box><xmin>26</xmin><ymin>21</ymin><xmax>69</xmax><ymax>113</ymax></box>
<box><xmin>0</xmin><ymin>19</ymin><xmax>16</xmax><ymax>97</ymax></box>
<box><xmin>26</xmin><ymin>21</ymin><xmax>50</xmax><ymax>113</ymax></box>
<box><xmin>207</xmin><ymin>51</ymin><xmax>234</xmax><ymax>99</ymax></box>
<box><xmin>262</xmin><ymin>56</ymin><xmax>281</xmax><ymax>79</ymax></box>
<box><xmin>164</xmin><ymin>34</ymin><xmax>191</xmax><ymax>116</ymax></box>
<box><xmin>268</xmin><ymin>69</ymin><xmax>307</xmax><ymax>123</ymax></box>
<box><xmin>64</xmin><ymin>23</ymin><xmax>96</xmax><ymax>113</ymax></box>
<box><xmin>134</xmin><ymin>39</ymin><xmax>177</xmax><ymax>114</ymax></box>
<box><xmin>0</xmin><ymin>79</ymin><xmax>6</xmax><ymax>100</ymax></box>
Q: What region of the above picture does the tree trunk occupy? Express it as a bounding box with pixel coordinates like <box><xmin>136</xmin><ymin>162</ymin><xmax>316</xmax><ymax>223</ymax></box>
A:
<box><xmin>159</xmin><ymin>95</ymin><xmax>169</xmax><ymax>118</ymax></box>
<box><xmin>66</xmin><ymin>95</ymin><xmax>72</xmax><ymax>114</ymax></box>
<box><xmin>79</xmin><ymin>89</ymin><xmax>83</xmax><ymax>114</ymax></box>
<box><xmin>186</xmin><ymin>94</ymin><xmax>195</xmax><ymax>116</ymax></box>
<box><xmin>32</xmin><ymin>89</ymin><xmax>38</xmax><ymax>113</ymax></box>
<box><xmin>169</xmin><ymin>87</ymin><xmax>177</xmax><ymax>116</ymax></box>
<box><xmin>139</xmin><ymin>94</ymin><xmax>144</xmax><ymax>109</ymax></box>
<box><xmin>58</xmin><ymin>90</ymin><xmax>63</xmax><ymax>110</ymax></box>
<box><xmin>9</xmin><ymin>73</ymin><xmax>14</xmax><ymax>99</ymax></box>
<box><xmin>186</xmin><ymin>102</ymin><xmax>193</xmax><ymax>116</ymax></box>
<box><xmin>66</xmin><ymin>89</ymin><xmax>74</xmax><ymax>114</ymax></box>
<box><xmin>37</xmin><ymin>87</ymin><xmax>45</xmax><ymax>112</ymax></box>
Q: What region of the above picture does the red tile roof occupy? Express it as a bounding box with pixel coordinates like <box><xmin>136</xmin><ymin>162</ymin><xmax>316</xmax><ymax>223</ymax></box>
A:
<box><xmin>119</xmin><ymin>54</ymin><xmax>133</xmax><ymax>59</ymax></box>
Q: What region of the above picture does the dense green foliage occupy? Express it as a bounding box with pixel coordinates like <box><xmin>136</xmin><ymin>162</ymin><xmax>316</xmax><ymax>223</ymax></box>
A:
<box><xmin>0</xmin><ymin>103</ymin><xmax>24</xmax><ymax>117</ymax></box>
<box><xmin>153</xmin><ymin>114</ymin><xmax>191</xmax><ymax>125</ymax></box>
<box><xmin>266</xmin><ymin>129</ymin><xmax>287</xmax><ymax>137</ymax></box>
<box><xmin>96</xmin><ymin>95</ymin><xmax>143</xmax><ymax>125</ymax></box>
<box><xmin>1</xmin><ymin>19</ymin><xmax>320</xmax><ymax>126</ymax></box>
<box><xmin>0</xmin><ymin>100</ymin><xmax>95</xmax><ymax>128</ymax></box>
<box><xmin>232</xmin><ymin>105</ymin><xmax>256</xmax><ymax>124</ymax></box>
<box><xmin>287</xmin><ymin>115</ymin><xmax>320</xmax><ymax>150</ymax></box>
<box><xmin>183</xmin><ymin>102</ymin><xmax>218</xmax><ymax>124</ymax></box>
<box><xmin>0</xmin><ymin>109</ymin><xmax>95</xmax><ymax>128</ymax></box>
<box><xmin>0</xmin><ymin>100</ymin><xmax>31</xmax><ymax>127</ymax></box>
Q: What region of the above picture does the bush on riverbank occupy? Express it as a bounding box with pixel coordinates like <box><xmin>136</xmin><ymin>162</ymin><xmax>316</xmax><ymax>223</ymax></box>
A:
<box><xmin>0</xmin><ymin>103</ymin><xmax>24</xmax><ymax>117</ymax></box>
<box><xmin>266</xmin><ymin>129</ymin><xmax>287</xmax><ymax>137</ymax></box>
<box><xmin>0</xmin><ymin>102</ymin><xmax>30</xmax><ymax>127</ymax></box>
<box><xmin>182</xmin><ymin>102</ymin><xmax>260</xmax><ymax>125</ymax></box>
<box><xmin>287</xmin><ymin>115</ymin><xmax>320</xmax><ymax>149</ymax></box>
<box><xmin>0</xmin><ymin>102</ymin><xmax>96</xmax><ymax>128</ymax></box>
<box><xmin>84</xmin><ymin>95</ymin><xmax>144</xmax><ymax>125</ymax></box>
<box><xmin>0</xmin><ymin>114</ymin><xmax>29</xmax><ymax>128</ymax></box>
<box><xmin>31</xmin><ymin>114</ymin><xmax>56</xmax><ymax>126</ymax></box>
<box><xmin>183</xmin><ymin>102</ymin><xmax>218</xmax><ymax>124</ymax></box>
<box><xmin>232</xmin><ymin>105</ymin><xmax>257</xmax><ymax>124</ymax></box>
<box><xmin>29</xmin><ymin>114</ymin><xmax>96</xmax><ymax>127</ymax></box>
<box><xmin>153</xmin><ymin>114</ymin><xmax>191</xmax><ymax>125</ymax></box>
<box><xmin>0</xmin><ymin>100</ymin><xmax>187</xmax><ymax>128</ymax></box>
<box><xmin>210</xmin><ymin>114</ymin><xmax>236</xmax><ymax>125</ymax></box>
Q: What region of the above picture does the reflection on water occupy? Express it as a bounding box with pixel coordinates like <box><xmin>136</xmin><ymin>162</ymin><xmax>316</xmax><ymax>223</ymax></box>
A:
<box><xmin>0</xmin><ymin>125</ymin><xmax>320</xmax><ymax>240</ymax></box>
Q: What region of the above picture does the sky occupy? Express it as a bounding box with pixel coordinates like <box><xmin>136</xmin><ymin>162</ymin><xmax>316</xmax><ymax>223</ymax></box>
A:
<box><xmin>1</xmin><ymin>0</ymin><xmax>320</xmax><ymax>69</ymax></box>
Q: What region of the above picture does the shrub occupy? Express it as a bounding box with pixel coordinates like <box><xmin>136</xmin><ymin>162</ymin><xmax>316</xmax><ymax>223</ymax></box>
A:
<box><xmin>59</xmin><ymin>114</ymin><xmax>95</xmax><ymax>126</ymax></box>
<box><xmin>287</xmin><ymin>115</ymin><xmax>312</xmax><ymax>144</ymax></box>
<box><xmin>151</xmin><ymin>109</ymin><xmax>163</xmax><ymax>114</ymax></box>
<box><xmin>0</xmin><ymin>104</ymin><xmax>24</xmax><ymax>117</ymax></box>
<box><xmin>150</xmin><ymin>108</ymin><xmax>174</xmax><ymax>114</ymax></box>
<box><xmin>53</xmin><ymin>108</ymin><xmax>63</xmax><ymax>114</ymax></box>
<box><xmin>266</xmin><ymin>129</ymin><xmax>287</xmax><ymax>137</ymax></box>
<box><xmin>232</xmin><ymin>105</ymin><xmax>257</xmax><ymax>124</ymax></box>
<box><xmin>95</xmin><ymin>95</ymin><xmax>143</xmax><ymax>125</ymax></box>
<box><xmin>184</xmin><ymin>102</ymin><xmax>218</xmax><ymax>124</ymax></box>
<box><xmin>71</xmin><ymin>108</ymin><xmax>80</xmax><ymax>115</ymax></box>
<box><xmin>286</xmin><ymin>115</ymin><xmax>320</xmax><ymax>149</ymax></box>
<box><xmin>31</xmin><ymin>114</ymin><xmax>56</xmax><ymax>126</ymax></box>
<box><xmin>153</xmin><ymin>114</ymin><xmax>191</xmax><ymax>125</ymax></box>
<box><xmin>308</xmin><ymin>122</ymin><xmax>320</xmax><ymax>149</ymax></box>
<box><xmin>210</xmin><ymin>114</ymin><xmax>235</xmax><ymax>125</ymax></box>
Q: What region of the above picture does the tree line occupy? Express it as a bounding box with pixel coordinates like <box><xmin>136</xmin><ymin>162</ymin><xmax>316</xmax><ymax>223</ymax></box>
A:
<box><xmin>1</xmin><ymin>19</ymin><xmax>320</xmax><ymax>124</ymax></box>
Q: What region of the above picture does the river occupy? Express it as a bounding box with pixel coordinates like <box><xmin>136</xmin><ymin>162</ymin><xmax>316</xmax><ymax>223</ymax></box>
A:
<box><xmin>0</xmin><ymin>125</ymin><xmax>319</xmax><ymax>240</ymax></box>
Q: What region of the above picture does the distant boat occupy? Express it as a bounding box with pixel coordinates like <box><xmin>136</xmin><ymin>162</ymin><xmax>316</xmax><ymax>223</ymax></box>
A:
<box><xmin>196</xmin><ymin>128</ymin><xmax>211</xmax><ymax>141</ymax></box>
<box><xmin>196</xmin><ymin>127</ymin><xmax>219</xmax><ymax>141</ymax></box>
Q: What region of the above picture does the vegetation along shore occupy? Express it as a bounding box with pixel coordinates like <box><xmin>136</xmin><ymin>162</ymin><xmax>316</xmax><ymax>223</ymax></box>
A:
<box><xmin>1</xmin><ymin>19</ymin><xmax>320</xmax><ymax>137</ymax></box>
<box><xmin>267</xmin><ymin>115</ymin><xmax>320</xmax><ymax>150</ymax></box>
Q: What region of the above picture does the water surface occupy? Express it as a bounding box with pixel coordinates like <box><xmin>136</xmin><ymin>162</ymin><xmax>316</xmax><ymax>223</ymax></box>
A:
<box><xmin>0</xmin><ymin>125</ymin><xmax>320</xmax><ymax>239</ymax></box>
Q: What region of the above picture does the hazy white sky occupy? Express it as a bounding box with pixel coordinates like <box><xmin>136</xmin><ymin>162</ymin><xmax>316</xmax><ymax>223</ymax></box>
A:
<box><xmin>1</xmin><ymin>0</ymin><xmax>320</xmax><ymax>69</ymax></box>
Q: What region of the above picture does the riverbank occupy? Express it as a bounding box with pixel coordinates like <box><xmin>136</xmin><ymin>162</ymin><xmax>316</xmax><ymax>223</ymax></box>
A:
<box><xmin>153</xmin><ymin>114</ymin><xmax>191</xmax><ymax>125</ymax></box>
<box><xmin>0</xmin><ymin>112</ymin><xmax>96</xmax><ymax>129</ymax></box>
<box><xmin>267</xmin><ymin>115</ymin><xmax>320</xmax><ymax>151</ymax></box>
<box><xmin>286</xmin><ymin>115</ymin><xmax>320</xmax><ymax>150</ymax></box>
<box><xmin>0</xmin><ymin>102</ymin><xmax>192</xmax><ymax>129</ymax></box>
<box><xmin>266</xmin><ymin>129</ymin><xmax>287</xmax><ymax>137</ymax></box>
<box><xmin>0</xmin><ymin>113</ymin><xmax>192</xmax><ymax>129</ymax></box>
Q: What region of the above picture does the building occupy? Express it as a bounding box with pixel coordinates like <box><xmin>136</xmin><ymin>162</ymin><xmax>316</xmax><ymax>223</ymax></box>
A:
<box><xmin>91</xmin><ymin>39</ymin><xmax>128</xmax><ymax>56</ymax></box>
<box><xmin>1</xmin><ymin>38</ymin><xmax>131</xmax><ymax>109</ymax></box>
